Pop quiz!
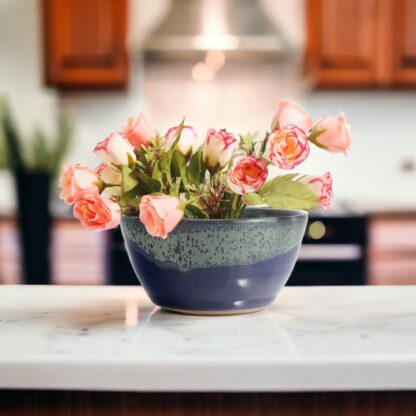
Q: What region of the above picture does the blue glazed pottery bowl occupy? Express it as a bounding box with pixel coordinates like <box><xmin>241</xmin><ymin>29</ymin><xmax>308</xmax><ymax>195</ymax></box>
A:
<box><xmin>121</xmin><ymin>208</ymin><xmax>308</xmax><ymax>315</ymax></box>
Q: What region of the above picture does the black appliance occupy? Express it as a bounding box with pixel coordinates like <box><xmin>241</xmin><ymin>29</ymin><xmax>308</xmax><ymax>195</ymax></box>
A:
<box><xmin>289</xmin><ymin>214</ymin><xmax>368</xmax><ymax>286</ymax></box>
<box><xmin>106</xmin><ymin>229</ymin><xmax>137</xmax><ymax>285</ymax></box>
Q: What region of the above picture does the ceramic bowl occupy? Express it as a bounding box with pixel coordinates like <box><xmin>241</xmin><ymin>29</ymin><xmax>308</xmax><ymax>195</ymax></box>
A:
<box><xmin>121</xmin><ymin>208</ymin><xmax>308</xmax><ymax>315</ymax></box>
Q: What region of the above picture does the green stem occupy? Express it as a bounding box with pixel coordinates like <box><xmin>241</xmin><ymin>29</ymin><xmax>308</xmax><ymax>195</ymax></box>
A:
<box><xmin>227</xmin><ymin>194</ymin><xmax>243</xmax><ymax>219</ymax></box>
<box><xmin>235</xmin><ymin>195</ymin><xmax>244</xmax><ymax>218</ymax></box>
<box><xmin>226</xmin><ymin>193</ymin><xmax>235</xmax><ymax>219</ymax></box>
<box><xmin>258</xmin><ymin>131</ymin><xmax>270</xmax><ymax>158</ymax></box>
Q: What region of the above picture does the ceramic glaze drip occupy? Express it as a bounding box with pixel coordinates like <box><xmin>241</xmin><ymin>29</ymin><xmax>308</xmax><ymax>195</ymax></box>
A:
<box><xmin>121</xmin><ymin>215</ymin><xmax>303</xmax><ymax>272</ymax></box>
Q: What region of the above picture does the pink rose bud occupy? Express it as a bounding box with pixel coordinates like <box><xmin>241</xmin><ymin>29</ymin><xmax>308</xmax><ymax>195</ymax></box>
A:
<box><xmin>265</xmin><ymin>125</ymin><xmax>310</xmax><ymax>170</ymax></box>
<box><xmin>73</xmin><ymin>189</ymin><xmax>121</xmax><ymax>230</ymax></box>
<box><xmin>94</xmin><ymin>132</ymin><xmax>136</xmax><ymax>168</ymax></box>
<box><xmin>139</xmin><ymin>195</ymin><xmax>184</xmax><ymax>239</ymax></box>
<box><xmin>101</xmin><ymin>186</ymin><xmax>121</xmax><ymax>199</ymax></box>
<box><xmin>122</xmin><ymin>112</ymin><xmax>156</xmax><ymax>149</ymax></box>
<box><xmin>227</xmin><ymin>155</ymin><xmax>268</xmax><ymax>195</ymax></box>
<box><xmin>96</xmin><ymin>164</ymin><xmax>121</xmax><ymax>199</ymax></box>
<box><xmin>165</xmin><ymin>125</ymin><xmax>198</xmax><ymax>159</ymax></box>
<box><xmin>311</xmin><ymin>112</ymin><xmax>352</xmax><ymax>154</ymax></box>
<box><xmin>59</xmin><ymin>164</ymin><xmax>99</xmax><ymax>205</ymax></box>
<box><xmin>202</xmin><ymin>129</ymin><xmax>239</xmax><ymax>171</ymax></box>
<box><xmin>96</xmin><ymin>163</ymin><xmax>121</xmax><ymax>185</ymax></box>
<box><xmin>271</xmin><ymin>100</ymin><xmax>313</xmax><ymax>134</ymax></box>
<box><xmin>298</xmin><ymin>172</ymin><xmax>334</xmax><ymax>210</ymax></box>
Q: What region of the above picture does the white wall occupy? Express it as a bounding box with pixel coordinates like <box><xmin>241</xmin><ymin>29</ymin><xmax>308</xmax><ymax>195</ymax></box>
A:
<box><xmin>0</xmin><ymin>0</ymin><xmax>58</xmax><ymax>212</ymax></box>
<box><xmin>1</xmin><ymin>0</ymin><xmax>416</xmax><ymax>213</ymax></box>
<box><xmin>302</xmin><ymin>92</ymin><xmax>416</xmax><ymax>210</ymax></box>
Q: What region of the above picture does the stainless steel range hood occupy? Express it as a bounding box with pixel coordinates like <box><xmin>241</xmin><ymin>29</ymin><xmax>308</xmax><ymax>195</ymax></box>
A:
<box><xmin>142</xmin><ymin>0</ymin><xmax>294</xmax><ymax>56</ymax></box>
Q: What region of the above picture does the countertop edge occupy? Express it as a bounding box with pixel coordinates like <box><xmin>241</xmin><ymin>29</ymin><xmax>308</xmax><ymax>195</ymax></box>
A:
<box><xmin>1</xmin><ymin>359</ymin><xmax>416</xmax><ymax>392</ymax></box>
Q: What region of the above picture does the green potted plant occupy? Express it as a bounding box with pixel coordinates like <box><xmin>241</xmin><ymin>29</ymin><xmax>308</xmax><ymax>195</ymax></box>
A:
<box><xmin>0</xmin><ymin>99</ymin><xmax>72</xmax><ymax>284</ymax></box>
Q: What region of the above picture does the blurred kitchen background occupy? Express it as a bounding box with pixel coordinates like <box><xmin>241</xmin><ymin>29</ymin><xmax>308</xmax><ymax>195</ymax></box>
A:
<box><xmin>0</xmin><ymin>0</ymin><xmax>415</xmax><ymax>286</ymax></box>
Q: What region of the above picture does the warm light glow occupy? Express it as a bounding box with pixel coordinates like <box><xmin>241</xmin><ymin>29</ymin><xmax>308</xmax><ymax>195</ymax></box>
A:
<box><xmin>191</xmin><ymin>35</ymin><xmax>239</xmax><ymax>51</ymax></box>
<box><xmin>308</xmin><ymin>220</ymin><xmax>326</xmax><ymax>240</ymax></box>
<box><xmin>205</xmin><ymin>50</ymin><xmax>226</xmax><ymax>71</ymax></box>
<box><xmin>201</xmin><ymin>0</ymin><xmax>228</xmax><ymax>35</ymax></box>
<box><xmin>125</xmin><ymin>300</ymin><xmax>139</xmax><ymax>326</ymax></box>
<box><xmin>192</xmin><ymin>62</ymin><xmax>216</xmax><ymax>83</ymax></box>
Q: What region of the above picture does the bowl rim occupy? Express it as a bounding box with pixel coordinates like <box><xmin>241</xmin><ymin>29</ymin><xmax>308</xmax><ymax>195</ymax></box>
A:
<box><xmin>122</xmin><ymin>207</ymin><xmax>308</xmax><ymax>224</ymax></box>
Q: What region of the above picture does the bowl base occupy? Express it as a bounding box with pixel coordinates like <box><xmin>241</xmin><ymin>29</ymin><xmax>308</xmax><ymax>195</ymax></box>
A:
<box><xmin>161</xmin><ymin>306</ymin><xmax>265</xmax><ymax>316</ymax></box>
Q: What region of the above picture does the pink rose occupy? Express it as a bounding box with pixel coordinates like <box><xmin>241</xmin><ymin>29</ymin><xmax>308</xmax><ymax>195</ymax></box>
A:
<box><xmin>101</xmin><ymin>186</ymin><xmax>121</xmax><ymax>199</ymax></box>
<box><xmin>265</xmin><ymin>125</ymin><xmax>310</xmax><ymax>170</ymax></box>
<box><xmin>94</xmin><ymin>132</ymin><xmax>136</xmax><ymax>168</ymax></box>
<box><xmin>96</xmin><ymin>163</ymin><xmax>121</xmax><ymax>199</ymax></box>
<box><xmin>165</xmin><ymin>125</ymin><xmax>198</xmax><ymax>158</ymax></box>
<box><xmin>271</xmin><ymin>100</ymin><xmax>313</xmax><ymax>134</ymax></box>
<box><xmin>299</xmin><ymin>172</ymin><xmax>334</xmax><ymax>210</ymax></box>
<box><xmin>73</xmin><ymin>189</ymin><xmax>121</xmax><ymax>230</ymax></box>
<box><xmin>312</xmin><ymin>112</ymin><xmax>352</xmax><ymax>154</ymax></box>
<box><xmin>59</xmin><ymin>164</ymin><xmax>99</xmax><ymax>205</ymax></box>
<box><xmin>96</xmin><ymin>163</ymin><xmax>121</xmax><ymax>185</ymax></box>
<box><xmin>139</xmin><ymin>195</ymin><xmax>184</xmax><ymax>239</ymax></box>
<box><xmin>202</xmin><ymin>129</ymin><xmax>239</xmax><ymax>171</ymax></box>
<box><xmin>122</xmin><ymin>112</ymin><xmax>156</xmax><ymax>149</ymax></box>
<box><xmin>227</xmin><ymin>155</ymin><xmax>268</xmax><ymax>195</ymax></box>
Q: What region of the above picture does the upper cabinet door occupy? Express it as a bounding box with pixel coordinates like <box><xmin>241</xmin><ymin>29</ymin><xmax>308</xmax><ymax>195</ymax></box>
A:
<box><xmin>306</xmin><ymin>0</ymin><xmax>384</xmax><ymax>88</ymax></box>
<box><xmin>391</xmin><ymin>0</ymin><xmax>416</xmax><ymax>86</ymax></box>
<box><xmin>43</xmin><ymin>0</ymin><xmax>128</xmax><ymax>90</ymax></box>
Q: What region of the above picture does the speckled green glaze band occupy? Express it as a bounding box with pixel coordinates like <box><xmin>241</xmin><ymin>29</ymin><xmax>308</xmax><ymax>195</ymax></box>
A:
<box><xmin>121</xmin><ymin>209</ymin><xmax>307</xmax><ymax>272</ymax></box>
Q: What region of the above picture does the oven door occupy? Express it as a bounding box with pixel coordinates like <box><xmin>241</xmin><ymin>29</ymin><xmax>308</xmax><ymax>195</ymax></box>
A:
<box><xmin>288</xmin><ymin>216</ymin><xmax>367</xmax><ymax>286</ymax></box>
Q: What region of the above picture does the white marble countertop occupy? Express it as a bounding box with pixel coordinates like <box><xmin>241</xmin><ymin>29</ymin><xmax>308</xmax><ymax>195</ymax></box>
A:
<box><xmin>0</xmin><ymin>285</ymin><xmax>415</xmax><ymax>392</ymax></box>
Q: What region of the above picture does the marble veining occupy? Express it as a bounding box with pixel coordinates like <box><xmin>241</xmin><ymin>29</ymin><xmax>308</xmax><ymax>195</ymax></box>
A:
<box><xmin>0</xmin><ymin>285</ymin><xmax>415</xmax><ymax>392</ymax></box>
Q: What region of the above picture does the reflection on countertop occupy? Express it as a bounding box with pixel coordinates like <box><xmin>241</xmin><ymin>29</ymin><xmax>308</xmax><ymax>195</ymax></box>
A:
<box><xmin>0</xmin><ymin>285</ymin><xmax>415</xmax><ymax>392</ymax></box>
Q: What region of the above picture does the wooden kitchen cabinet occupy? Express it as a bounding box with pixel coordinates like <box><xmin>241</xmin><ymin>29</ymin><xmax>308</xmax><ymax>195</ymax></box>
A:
<box><xmin>43</xmin><ymin>0</ymin><xmax>128</xmax><ymax>89</ymax></box>
<box><xmin>391</xmin><ymin>0</ymin><xmax>416</xmax><ymax>85</ymax></box>
<box><xmin>306</xmin><ymin>0</ymin><xmax>416</xmax><ymax>88</ymax></box>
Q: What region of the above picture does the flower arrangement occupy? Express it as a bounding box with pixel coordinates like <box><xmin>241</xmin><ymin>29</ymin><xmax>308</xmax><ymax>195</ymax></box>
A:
<box><xmin>59</xmin><ymin>100</ymin><xmax>351</xmax><ymax>239</ymax></box>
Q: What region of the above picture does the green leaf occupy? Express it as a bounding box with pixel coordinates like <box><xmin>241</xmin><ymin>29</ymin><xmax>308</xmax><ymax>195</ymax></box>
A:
<box><xmin>258</xmin><ymin>174</ymin><xmax>317</xmax><ymax>210</ymax></box>
<box><xmin>159</xmin><ymin>153</ymin><xmax>172</xmax><ymax>184</ymax></box>
<box><xmin>0</xmin><ymin>99</ymin><xmax>24</xmax><ymax>170</ymax></box>
<box><xmin>263</xmin><ymin>180</ymin><xmax>317</xmax><ymax>210</ymax></box>
<box><xmin>119</xmin><ymin>190</ymin><xmax>141</xmax><ymax>208</ymax></box>
<box><xmin>187</xmin><ymin>150</ymin><xmax>205</xmax><ymax>185</ymax></box>
<box><xmin>136</xmin><ymin>172</ymin><xmax>161</xmax><ymax>194</ymax></box>
<box><xmin>259</xmin><ymin>174</ymin><xmax>298</xmax><ymax>195</ymax></box>
<box><xmin>308</xmin><ymin>128</ymin><xmax>329</xmax><ymax>150</ymax></box>
<box><xmin>169</xmin><ymin>177</ymin><xmax>182</xmax><ymax>196</ymax></box>
<box><xmin>259</xmin><ymin>131</ymin><xmax>270</xmax><ymax>156</ymax></box>
<box><xmin>185</xmin><ymin>203</ymin><xmax>209</xmax><ymax>219</ymax></box>
<box><xmin>119</xmin><ymin>187</ymin><xmax>141</xmax><ymax>208</ymax></box>
<box><xmin>49</xmin><ymin>114</ymin><xmax>72</xmax><ymax>177</ymax></box>
<box><xmin>159</xmin><ymin>117</ymin><xmax>186</xmax><ymax>184</ymax></box>
<box><xmin>126</xmin><ymin>196</ymin><xmax>141</xmax><ymax>208</ymax></box>
<box><xmin>239</xmin><ymin>131</ymin><xmax>259</xmax><ymax>154</ymax></box>
<box><xmin>307</xmin><ymin>128</ymin><xmax>326</xmax><ymax>142</ymax></box>
<box><xmin>151</xmin><ymin>162</ymin><xmax>162</xmax><ymax>183</ymax></box>
<box><xmin>121</xmin><ymin>165</ymin><xmax>139</xmax><ymax>194</ymax></box>
<box><xmin>172</xmin><ymin>150</ymin><xmax>189</xmax><ymax>187</ymax></box>
<box><xmin>136</xmin><ymin>150</ymin><xmax>147</xmax><ymax>166</ymax></box>
<box><xmin>0</xmin><ymin>100</ymin><xmax>73</xmax><ymax>175</ymax></box>
<box><xmin>32</xmin><ymin>127</ymin><xmax>50</xmax><ymax>170</ymax></box>
<box><xmin>242</xmin><ymin>192</ymin><xmax>264</xmax><ymax>206</ymax></box>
